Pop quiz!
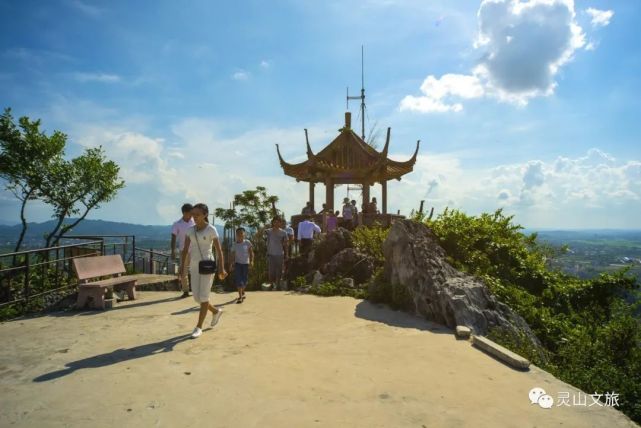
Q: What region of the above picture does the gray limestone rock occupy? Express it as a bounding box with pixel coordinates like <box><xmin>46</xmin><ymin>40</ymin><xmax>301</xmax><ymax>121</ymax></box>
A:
<box><xmin>383</xmin><ymin>219</ymin><xmax>543</xmax><ymax>355</ymax></box>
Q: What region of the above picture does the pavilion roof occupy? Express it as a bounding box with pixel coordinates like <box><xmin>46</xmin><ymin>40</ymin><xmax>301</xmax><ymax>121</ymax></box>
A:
<box><xmin>276</xmin><ymin>121</ymin><xmax>419</xmax><ymax>184</ymax></box>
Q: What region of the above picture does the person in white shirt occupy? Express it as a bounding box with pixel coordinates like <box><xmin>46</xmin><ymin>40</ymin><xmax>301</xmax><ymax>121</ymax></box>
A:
<box><xmin>171</xmin><ymin>203</ymin><xmax>195</xmax><ymax>298</ymax></box>
<box><xmin>297</xmin><ymin>215</ymin><xmax>321</xmax><ymax>254</ymax></box>
<box><xmin>180</xmin><ymin>203</ymin><xmax>227</xmax><ymax>339</ymax></box>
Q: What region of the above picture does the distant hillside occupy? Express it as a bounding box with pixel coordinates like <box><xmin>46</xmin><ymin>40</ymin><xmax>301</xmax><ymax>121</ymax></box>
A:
<box><xmin>0</xmin><ymin>219</ymin><xmax>225</xmax><ymax>249</ymax></box>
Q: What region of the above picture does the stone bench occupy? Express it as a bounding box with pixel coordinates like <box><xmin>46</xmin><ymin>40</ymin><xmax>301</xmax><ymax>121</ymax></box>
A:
<box><xmin>73</xmin><ymin>255</ymin><xmax>137</xmax><ymax>310</ymax></box>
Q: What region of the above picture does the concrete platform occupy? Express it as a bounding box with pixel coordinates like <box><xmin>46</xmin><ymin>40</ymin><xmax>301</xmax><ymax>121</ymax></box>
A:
<box><xmin>0</xmin><ymin>291</ymin><xmax>637</xmax><ymax>427</ymax></box>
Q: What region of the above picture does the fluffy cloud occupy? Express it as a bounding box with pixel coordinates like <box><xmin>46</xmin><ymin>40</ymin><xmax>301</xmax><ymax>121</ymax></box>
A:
<box><xmin>386</xmin><ymin>148</ymin><xmax>640</xmax><ymax>228</ymax></box>
<box><xmin>400</xmin><ymin>74</ymin><xmax>484</xmax><ymax>112</ymax></box>
<box><xmin>586</xmin><ymin>8</ymin><xmax>614</xmax><ymax>27</ymax></box>
<box><xmin>401</xmin><ymin>0</ymin><xmax>595</xmax><ymax>112</ymax></box>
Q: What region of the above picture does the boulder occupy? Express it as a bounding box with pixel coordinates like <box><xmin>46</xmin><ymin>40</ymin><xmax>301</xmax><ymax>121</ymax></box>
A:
<box><xmin>287</xmin><ymin>254</ymin><xmax>312</xmax><ymax>281</ymax></box>
<box><xmin>383</xmin><ymin>219</ymin><xmax>543</xmax><ymax>354</ymax></box>
<box><xmin>310</xmin><ymin>270</ymin><xmax>324</xmax><ymax>286</ymax></box>
<box><xmin>323</xmin><ymin>248</ymin><xmax>377</xmax><ymax>285</ymax></box>
<box><xmin>311</xmin><ymin>228</ymin><xmax>354</xmax><ymax>269</ymax></box>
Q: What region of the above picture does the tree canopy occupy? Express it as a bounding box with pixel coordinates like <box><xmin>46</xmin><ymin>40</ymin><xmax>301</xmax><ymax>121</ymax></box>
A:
<box><xmin>0</xmin><ymin>107</ymin><xmax>125</xmax><ymax>251</ymax></box>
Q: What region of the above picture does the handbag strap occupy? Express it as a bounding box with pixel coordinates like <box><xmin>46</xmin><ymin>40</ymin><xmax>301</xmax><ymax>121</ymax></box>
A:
<box><xmin>193</xmin><ymin>226</ymin><xmax>206</xmax><ymax>261</ymax></box>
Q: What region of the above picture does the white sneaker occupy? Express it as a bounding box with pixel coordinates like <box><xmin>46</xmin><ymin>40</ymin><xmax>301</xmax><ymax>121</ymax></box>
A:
<box><xmin>210</xmin><ymin>309</ymin><xmax>223</xmax><ymax>327</ymax></box>
<box><xmin>191</xmin><ymin>327</ymin><xmax>202</xmax><ymax>338</ymax></box>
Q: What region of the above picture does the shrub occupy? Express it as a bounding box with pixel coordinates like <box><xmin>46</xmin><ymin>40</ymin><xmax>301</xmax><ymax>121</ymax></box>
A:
<box><xmin>352</xmin><ymin>225</ymin><xmax>389</xmax><ymax>263</ymax></box>
<box><xmin>421</xmin><ymin>208</ymin><xmax>641</xmax><ymax>423</ymax></box>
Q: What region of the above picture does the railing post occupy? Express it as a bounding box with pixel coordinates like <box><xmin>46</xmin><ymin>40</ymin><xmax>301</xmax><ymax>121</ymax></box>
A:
<box><xmin>132</xmin><ymin>236</ymin><xmax>136</xmax><ymax>273</ymax></box>
<box><xmin>55</xmin><ymin>247</ymin><xmax>59</xmax><ymax>289</ymax></box>
<box><xmin>149</xmin><ymin>249</ymin><xmax>154</xmax><ymax>274</ymax></box>
<box><xmin>24</xmin><ymin>254</ymin><xmax>30</xmax><ymax>304</ymax></box>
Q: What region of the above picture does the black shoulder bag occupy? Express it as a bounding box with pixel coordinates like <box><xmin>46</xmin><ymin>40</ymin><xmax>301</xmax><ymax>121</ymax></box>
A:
<box><xmin>194</xmin><ymin>226</ymin><xmax>217</xmax><ymax>274</ymax></box>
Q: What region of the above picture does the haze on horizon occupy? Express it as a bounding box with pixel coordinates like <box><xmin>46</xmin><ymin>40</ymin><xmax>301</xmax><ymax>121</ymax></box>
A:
<box><xmin>1</xmin><ymin>0</ymin><xmax>639</xmax><ymax>229</ymax></box>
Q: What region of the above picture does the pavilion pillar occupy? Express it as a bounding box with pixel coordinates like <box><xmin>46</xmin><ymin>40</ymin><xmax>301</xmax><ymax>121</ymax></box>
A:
<box><xmin>325</xmin><ymin>178</ymin><xmax>334</xmax><ymax>211</ymax></box>
<box><xmin>382</xmin><ymin>181</ymin><xmax>387</xmax><ymax>214</ymax></box>
<box><xmin>309</xmin><ymin>182</ymin><xmax>315</xmax><ymax>211</ymax></box>
<box><xmin>362</xmin><ymin>183</ymin><xmax>370</xmax><ymax>211</ymax></box>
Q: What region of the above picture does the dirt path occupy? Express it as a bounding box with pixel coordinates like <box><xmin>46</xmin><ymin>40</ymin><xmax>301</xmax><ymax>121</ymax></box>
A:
<box><xmin>0</xmin><ymin>291</ymin><xmax>637</xmax><ymax>427</ymax></box>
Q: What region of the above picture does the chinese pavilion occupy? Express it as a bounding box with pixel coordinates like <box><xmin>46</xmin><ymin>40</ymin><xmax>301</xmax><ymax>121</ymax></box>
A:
<box><xmin>276</xmin><ymin>112</ymin><xmax>419</xmax><ymax>220</ymax></box>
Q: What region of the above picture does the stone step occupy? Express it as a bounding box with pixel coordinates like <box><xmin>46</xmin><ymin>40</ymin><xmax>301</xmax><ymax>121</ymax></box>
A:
<box><xmin>472</xmin><ymin>335</ymin><xmax>531</xmax><ymax>370</ymax></box>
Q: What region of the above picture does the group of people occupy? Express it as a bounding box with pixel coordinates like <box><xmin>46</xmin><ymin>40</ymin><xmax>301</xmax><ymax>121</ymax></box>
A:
<box><xmin>300</xmin><ymin>196</ymin><xmax>379</xmax><ymax>232</ymax></box>
<box><xmin>170</xmin><ymin>204</ymin><xmax>323</xmax><ymax>339</ymax></box>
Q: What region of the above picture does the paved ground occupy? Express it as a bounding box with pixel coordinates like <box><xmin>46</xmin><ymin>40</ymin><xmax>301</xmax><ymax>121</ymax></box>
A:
<box><xmin>0</xmin><ymin>291</ymin><xmax>638</xmax><ymax>428</ymax></box>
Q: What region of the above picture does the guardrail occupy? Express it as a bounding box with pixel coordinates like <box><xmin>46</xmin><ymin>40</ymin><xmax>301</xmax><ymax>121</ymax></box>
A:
<box><xmin>0</xmin><ymin>240</ymin><xmax>104</xmax><ymax>308</ymax></box>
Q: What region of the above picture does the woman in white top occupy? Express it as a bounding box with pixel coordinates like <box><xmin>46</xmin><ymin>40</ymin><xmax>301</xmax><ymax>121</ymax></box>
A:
<box><xmin>180</xmin><ymin>203</ymin><xmax>227</xmax><ymax>338</ymax></box>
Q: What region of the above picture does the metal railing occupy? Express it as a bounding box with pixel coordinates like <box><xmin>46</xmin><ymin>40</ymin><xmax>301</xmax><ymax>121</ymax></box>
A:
<box><xmin>135</xmin><ymin>247</ymin><xmax>173</xmax><ymax>275</ymax></box>
<box><xmin>0</xmin><ymin>240</ymin><xmax>103</xmax><ymax>308</ymax></box>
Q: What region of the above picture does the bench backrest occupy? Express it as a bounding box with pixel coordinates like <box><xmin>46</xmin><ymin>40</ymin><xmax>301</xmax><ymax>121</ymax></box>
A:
<box><xmin>73</xmin><ymin>255</ymin><xmax>126</xmax><ymax>281</ymax></box>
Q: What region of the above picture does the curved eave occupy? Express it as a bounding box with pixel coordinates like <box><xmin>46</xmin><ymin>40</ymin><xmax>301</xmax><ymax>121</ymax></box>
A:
<box><xmin>276</xmin><ymin>144</ymin><xmax>312</xmax><ymax>179</ymax></box>
<box><xmin>386</xmin><ymin>140</ymin><xmax>420</xmax><ymax>168</ymax></box>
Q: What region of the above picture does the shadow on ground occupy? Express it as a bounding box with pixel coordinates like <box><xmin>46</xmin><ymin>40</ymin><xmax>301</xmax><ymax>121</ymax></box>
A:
<box><xmin>33</xmin><ymin>334</ymin><xmax>192</xmax><ymax>383</ymax></box>
<box><xmin>170</xmin><ymin>297</ymin><xmax>238</xmax><ymax>315</ymax></box>
<box><xmin>354</xmin><ymin>300</ymin><xmax>451</xmax><ymax>334</ymax></box>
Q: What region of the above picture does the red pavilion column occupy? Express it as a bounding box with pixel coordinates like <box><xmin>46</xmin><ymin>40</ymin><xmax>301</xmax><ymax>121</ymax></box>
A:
<box><xmin>382</xmin><ymin>180</ymin><xmax>387</xmax><ymax>214</ymax></box>
<box><xmin>309</xmin><ymin>182</ymin><xmax>315</xmax><ymax>212</ymax></box>
<box><xmin>325</xmin><ymin>177</ymin><xmax>334</xmax><ymax>211</ymax></box>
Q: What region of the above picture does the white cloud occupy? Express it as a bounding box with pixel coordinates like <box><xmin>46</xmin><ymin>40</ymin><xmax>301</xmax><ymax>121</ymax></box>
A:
<box><xmin>260</xmin><ymin>60</ymin><xmax>271</xmax><ymax>69</ymax></box>
<box><xmin>232</xmin><ymin>70</ymin><xmax>250</xmax><ymax>81</ymax></box>
<box><xmin>68</xmin><ymin>0</ymin><xmax>104</xmax><ymax>17</ymax></box>
<box><xmin>401</xmin><ymin>0</ymin><xmax>592</xmax><ymax>112</ymax></box>
<box><xmin>73</xmin><ymin>72</ymin><xmax>121</xmax><ymax>83</ymax></box>
<box><xmin>400</xmin><ymin>74</ymin><xmax>484</xmax><ymax>113</ymax></box>
<box><xmin>386</xmin><ymin>148</ymin><xmax>640</xmax><ymax>228</ymax></box>
<box><xmin>586</xmin><ymin>8</ymin><xmax>613</xmax><ymax>27</ymax></box>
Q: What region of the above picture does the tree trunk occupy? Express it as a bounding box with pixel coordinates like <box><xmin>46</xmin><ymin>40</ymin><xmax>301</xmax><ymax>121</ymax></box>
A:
<box><xmin>12</xmin><ymin>189</ymin><xmax>33</xmax><ymax>265</ymax></box>
<box><xmin>51</xmin><ymin>204</ymin><xmax>93</xmax><ymax>247</ymax></box>
<box><xmin>46</xmin><ymin>214</ymin><xmax>68</xmax><ymax>248</ymax></box>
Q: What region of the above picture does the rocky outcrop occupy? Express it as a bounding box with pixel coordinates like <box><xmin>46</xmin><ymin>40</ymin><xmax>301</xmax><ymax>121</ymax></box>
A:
<box><xmin>287</xmin><ymin>228</ymin><xmax>354</xmax><ymax>282</ymax></box>
<box><xmin>310</xmin><ymin>228</ymin><xmax>353</xmax><ymax>269</ymax></box>
<box><xmin>322</xmin><ymin>248</ymin><xmax>376</xmax><ymax>285</ymax></box>
<box><xmin>383</xmin><ymin>219</ymin><xmax>542</xmax><ymax>352</ymax></box>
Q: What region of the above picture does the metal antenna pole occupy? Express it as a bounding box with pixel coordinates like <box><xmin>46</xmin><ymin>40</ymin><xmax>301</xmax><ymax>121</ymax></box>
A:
<box><xmin>360</xmin><ymin>45</ymin><xmax>365</xmax><ymax>141</ymax></box>
<box><xmin>346</xmin><ymin>45</ymin><xmax>366</xmax><ymax>141</ymax></box>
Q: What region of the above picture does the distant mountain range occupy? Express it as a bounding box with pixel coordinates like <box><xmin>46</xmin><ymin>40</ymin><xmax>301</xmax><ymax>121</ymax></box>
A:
<box><xmin>0</xmin><ymin>219</ymin><xmax>225</xmax><ymax>248</ymax></box>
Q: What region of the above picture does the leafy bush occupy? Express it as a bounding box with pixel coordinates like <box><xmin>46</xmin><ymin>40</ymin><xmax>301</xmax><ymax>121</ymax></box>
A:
<box><xmin>422</xmin><ymin>208</ymin><xmax>641</xmax><ymax>423</ymax></box>
<box><xmin>308</xmin><ymin>280</ymin><xmax>367</xmax><ymax>299</ymax></box>
<box><xmin>367</xmin><ymin>268</ymin><xmax>412</xmax><ymax>310</ymax></box>
<box><xmin>352</xmin><ymin>225</ymin><xmax>389</xmax><ymax>263</ymax></box>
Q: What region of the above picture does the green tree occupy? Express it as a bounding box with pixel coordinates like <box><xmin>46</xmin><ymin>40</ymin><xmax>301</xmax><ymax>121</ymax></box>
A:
<box><xmin>41</xmin><ymin>146</ymin><xmax>124</xmax><ymax>247</ymax></box>
<box><xmin>0</xmin><ymin>108</ymin><xmax>125</xmax><ymax>251</ymax></box>
<box><xmin>0</xmin><ymin>108</ymin><xmax>66</xmax><ymax>253</ymax></box>
<box><xmin>214</xmin><ymin>186</ymin><xmax>279</xmax><ymax>231</ymax></box>
<box><xmin>421</xmin><ymin>208</ymin><xmax>641</xmax><ymax>423</ymax></box>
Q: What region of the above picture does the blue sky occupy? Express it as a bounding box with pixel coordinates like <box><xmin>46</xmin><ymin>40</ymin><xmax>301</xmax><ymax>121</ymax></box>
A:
<box><xmin>1</xmin><ymin>0</ymin><xmax>639</xmax><ymax>228</ymax></box>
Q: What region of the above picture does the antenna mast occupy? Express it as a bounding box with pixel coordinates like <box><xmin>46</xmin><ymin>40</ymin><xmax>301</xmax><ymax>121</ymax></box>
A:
<box><xmin>346</xmin><ymin>45</ymin><xmax>366</xmax><ymax>141</ymax></box>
